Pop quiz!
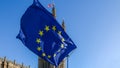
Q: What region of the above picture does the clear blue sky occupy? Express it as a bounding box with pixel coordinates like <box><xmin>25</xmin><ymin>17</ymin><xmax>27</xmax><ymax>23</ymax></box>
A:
<box><xmin>0</xmin><ymin>0</ymin><xmax>120</xmax><ymax>68</ymax></box>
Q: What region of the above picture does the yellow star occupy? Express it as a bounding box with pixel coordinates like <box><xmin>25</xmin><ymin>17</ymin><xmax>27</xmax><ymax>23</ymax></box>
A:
<box><xmin>53</xmin><ymin>54</ymin><xmax>56</xmax><ymax>57</ymax></box>
<box><xmin>48</xmin><ymin>55</ymin><xmax>51</xmax><ymax>58</ymax></box>
<box><xmin>57</xmin><ymin>49</ymin><xmax>61</xmax><ymax>52</ymax></box>
<box><xmin>37</xmin><ymin>47</ymin><xmax>41</xmax><ymax>51</ymax></box>
<box><xmin>44</xmin><ymin>25</ymin><xmax>50</xmax><ymax>32</ymax></box>
<box><xmin>36</xmin><ymin>38</ymin><xmax>41</xmax><ymax>44</ymax></box>
<box><xmin>39</xmin><ymin>30</ymin><xmax>44</xmax><ymax>36</ymax></box>
<box><xmin>58</xmin><ymin>31</ymin><xmax>62</xmax><ymax>35</ymax></box>
<box><xmin>62</xmin><ymin>38</ymin><xmax>65</xmax><ymax>42</ymax></box>
<box><xmin>61</xmin><ymin>44</ymin><xmax>64</xmax><ymax>48</ymax></box>
<box><xmin>52</xmin><ymin>26</ymin><xmax>56</xmax><ymax>31</ymax></box>
<box><xmin>42</xmin><ymin>53</ymin><xmax>46</xmax><ymax>57</ymax></box>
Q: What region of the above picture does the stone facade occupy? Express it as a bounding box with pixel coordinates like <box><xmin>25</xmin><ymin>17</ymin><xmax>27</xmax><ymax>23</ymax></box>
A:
<box><xmin>0</xmin><ymin>57</ymin><xmax>30</xmax><ymax>68</ymax></box>
<box><xmin>38</xmin><ymin>57</ymin><xmax>65</xmax><ymax>68</ymax></box>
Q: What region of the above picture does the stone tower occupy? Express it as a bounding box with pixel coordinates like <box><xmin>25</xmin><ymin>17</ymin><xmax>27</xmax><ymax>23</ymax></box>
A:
<box><xmin>38</xmin><ymin>3</ymin><xmax>66</xmax><ymax>68</ymax></box>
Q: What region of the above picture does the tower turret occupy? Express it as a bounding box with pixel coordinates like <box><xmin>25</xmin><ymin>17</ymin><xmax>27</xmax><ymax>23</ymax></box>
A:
<box><xmin>62</xmin><ymin>19</ymin><xmax>66</xmax><ymax>31</ymax></box>
<box><xmin>52</xmin><ymin>4</ymin><xmax>56</xmax><ymax>18</ymax></box>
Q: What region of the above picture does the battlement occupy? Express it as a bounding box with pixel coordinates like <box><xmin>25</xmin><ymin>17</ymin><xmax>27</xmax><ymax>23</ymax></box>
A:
<box><xmin>0</xmin><ymin>57</ymin><xmax>30</xmax><ymax>68</ymax></box>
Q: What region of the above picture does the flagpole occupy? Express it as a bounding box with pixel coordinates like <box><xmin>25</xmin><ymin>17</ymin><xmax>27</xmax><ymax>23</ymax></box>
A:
<box><xmin>55</xmin><ymin>66</ymin><xmax>58</xmax><ymax>68</ymax></box>
<box><xmin>67</xmin><ymin>56</ymin><xmax>69</xmax><ymax>68</ymax></box>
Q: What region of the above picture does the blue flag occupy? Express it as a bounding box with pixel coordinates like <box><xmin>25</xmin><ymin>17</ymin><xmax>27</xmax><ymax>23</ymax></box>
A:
<box><xmin>17</xmin><ymin>0</ymin><xmax>76</xmax><ymax>66</ymax></box>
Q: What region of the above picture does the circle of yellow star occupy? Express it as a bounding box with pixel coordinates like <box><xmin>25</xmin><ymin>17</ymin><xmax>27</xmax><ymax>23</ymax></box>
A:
<box><xmin>48</xmin><ymin>55</ymin><xmax>51</xmax><ymax>58</ymax></box>
<box><xmin>36</xmin><ymin>38</ymin><xmax>41</xmax><ymax>44</ymax></box>
<box><xmin>52</xmin><ymin>26</ymin><xmax>56</xmax><ymax>31</ymax></box>
<box><xmin>42</xmin><ymin>53</ymin><xmax>46</xmax><ymax>57</ymax></box>
<box><xmin>37</xmin><ymin>47</ymin><xmax>41</xmax><ymax>51</ymax></box>
<box><xmin>57</xmin><ymin>49</ymin><xmax>61</xmax><ymax>52</ymax></box>
<box><xmin>53</xmin><ymin>54</ymin><xmax>56</xmax><ymax>57</ymax></box>
<box><xmin>61</xmin><ymin>44</ymin><xmax>64</xmax><ymax>48</ymax></box>
<box><xmin>58</xmin><ymin>31</ymin><xmax>62</xmax><ymax>35</ymax></box>
<box><xmin>62</xmin><ymin>38</ymin><xmax>65</xmax><ymax>42</ymax></box>
<box><xmin>39</xmin><ymin>30</ymin><xmax>43</xmax><ymax>36</ymax></box>
<box><xmin>44</xmin><ymin>25</ymin><xmax>50</xmax><ymax>32</ymax></box>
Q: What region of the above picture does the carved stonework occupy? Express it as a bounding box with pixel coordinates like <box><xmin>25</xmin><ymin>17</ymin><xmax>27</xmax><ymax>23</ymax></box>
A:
<box><xmin>0</xmin><ymin>57</ymin><xmax>30</xmax><ymax>68</ymax></box>
<box><xmin>0</xmin><ymin>61</ymin><xmax>2</xmax><ymax>68</ymax></box>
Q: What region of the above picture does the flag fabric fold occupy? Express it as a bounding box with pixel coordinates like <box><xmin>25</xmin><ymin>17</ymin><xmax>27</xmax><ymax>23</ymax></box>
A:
<box><xmin>17</xmin><ymin>0</ymin><xmax>76</xmax><ymax>66</ymax></box>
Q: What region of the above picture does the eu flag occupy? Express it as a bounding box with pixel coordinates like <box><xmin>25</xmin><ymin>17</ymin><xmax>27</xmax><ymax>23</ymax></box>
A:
<box><xmin>17</xmin><ymin>0</ymin><xmax>76</xmax><ymax>66</ymax></box>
